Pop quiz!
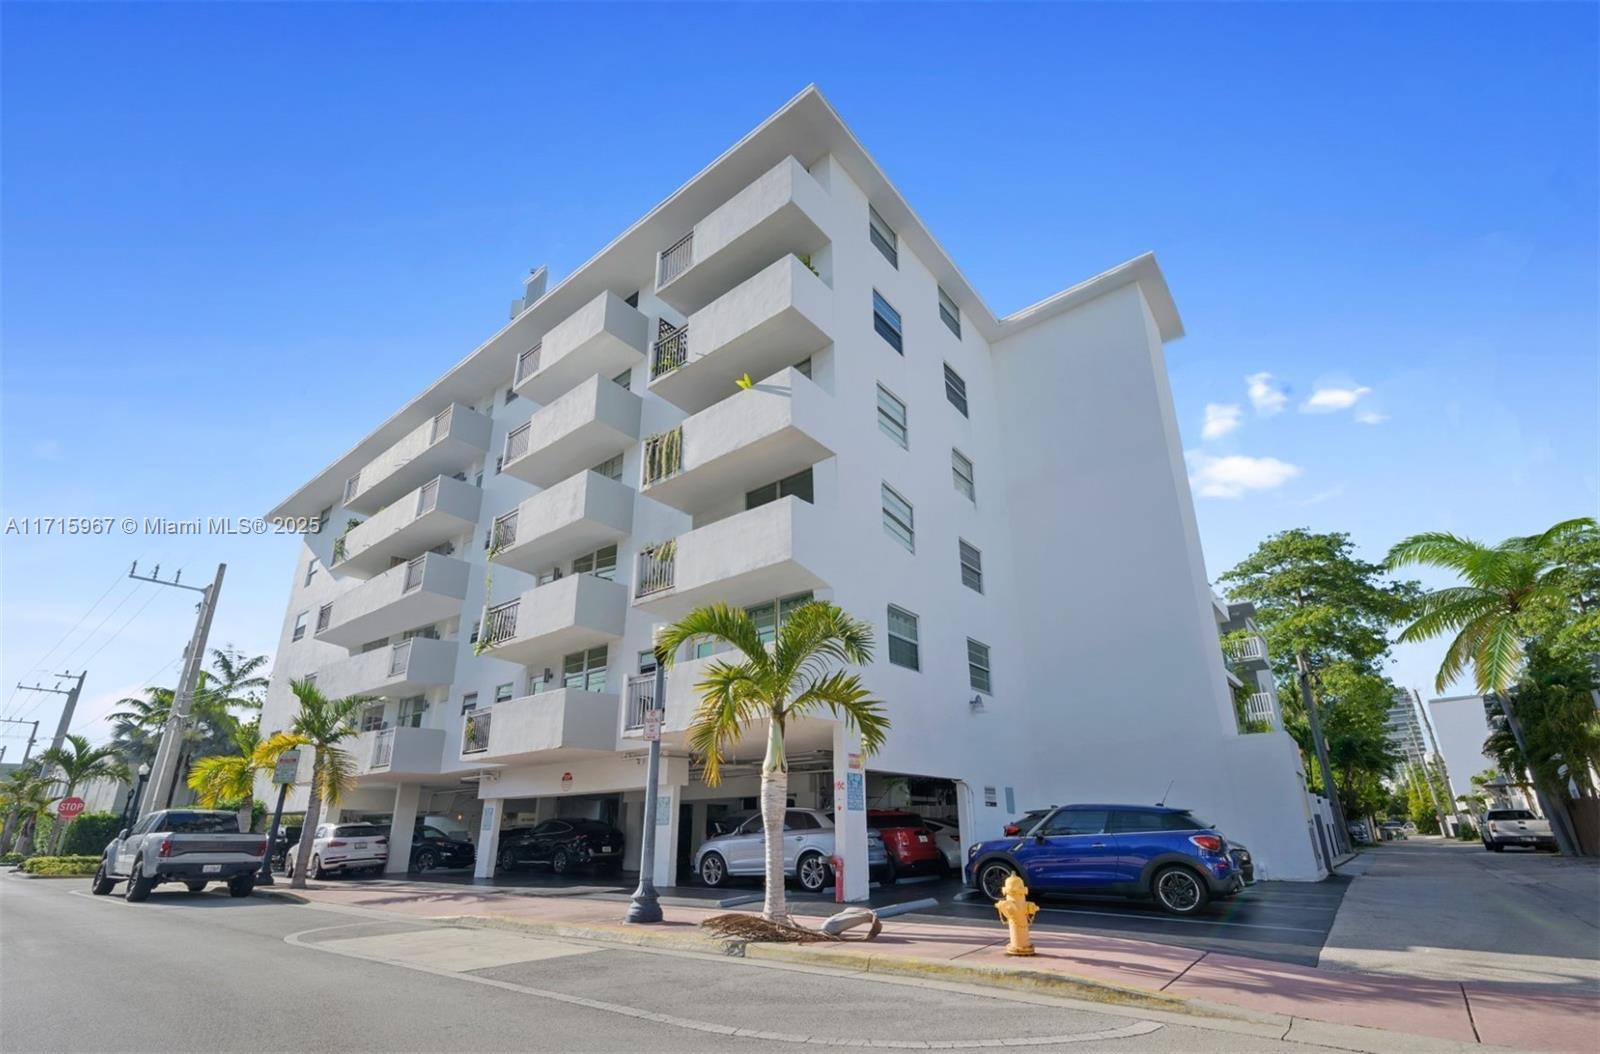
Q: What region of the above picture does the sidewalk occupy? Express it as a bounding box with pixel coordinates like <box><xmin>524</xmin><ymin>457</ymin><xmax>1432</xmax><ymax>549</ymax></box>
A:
<box><xmin>277</xmin><ymin>879</ymin><xmax>1598</xmax><ymax>1052</ymax></box>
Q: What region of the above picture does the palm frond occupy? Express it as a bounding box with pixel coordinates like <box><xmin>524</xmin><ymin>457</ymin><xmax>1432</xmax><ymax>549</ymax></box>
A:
<box><xmin>1395</xmin><ymin>587</ymin><xmax>1502</xmax><ymax>644</ymax></box>
<box><xmin>687</xmin><ymin>661</ymin><xmax>773</xmax><ymax>785</ymax></box>
<box><xmin>1386</xmin><ymin>531</ymin><xmax>1485</xmax><ymax>572</ymax></box>
<box><xmin>786</xmin><ymin>670</ymin><xmax>889</xmax><ymax>756</ymax></box>
<box><xmin>654</xmin><ymin>603</ymin><xmax>770</xmax><ymax>674</ymax></box>
<box><xmin>1434</xmin><ymin>613</ymin><xmax>1494</xmax><ymax>693</ymax></box>
<box><xmin>1473</xmin><ymin>616</ymin><xmax>1526</xmax><ymax>696</ymax></box>
<box><xmin>316</xmin><ymin>746</ymin><xmax>357</xmax><ymax>805</ymax></box>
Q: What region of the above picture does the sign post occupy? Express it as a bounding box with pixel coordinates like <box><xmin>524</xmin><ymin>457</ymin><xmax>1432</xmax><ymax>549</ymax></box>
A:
<box><xmin>56</xmin><ymin>796</ymin><xmax>86</xmax><ymax>822</ymax></box>
<box><xmin>259</xmin><ymin>749</ymin><xmax>300</xmax><ymax>886</ymax></box>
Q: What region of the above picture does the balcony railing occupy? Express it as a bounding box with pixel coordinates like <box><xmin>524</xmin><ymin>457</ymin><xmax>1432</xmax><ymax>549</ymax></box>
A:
<box><xmin>416</xmin><ymin>478</ymin><xmax>439</xmax><ymax>516</ymax></box>
<box><xmin>371</xmin><ymin>728</ymin><xmax>395</xmax><ymax>771</ymax></box>
<box><xmin>504</xmin><ymin>421</ymin><xmax>532</xmax><ymax>464</ymax></box>
<box><xmin>491</xmin><ymin>510</ymin><xmax>519</xmax><ymax>551</ymax></box>
<box><xmin>651</xmin><ymin>323</ymin><xmax>688</xmax><ymax>379</ymax></box>
<box><xmin>387</xmin><ymin>639</ymin><xmax>413</xmax><ymax>678</ymax></box>
<box><xmin>635</xmin><ymin>545</ymin><xmax>676</xmax><ymax>598</ymax></box>
<box><xmin>315</xmin><ymin>603</ymin><xmax>332</xmax><ymax>633</ymax></box>
<box><xmin>402</xmin><ymin>555</ymin><xmax>427</xmax><ymax>593</ymax></box>
<box><xmin>1226</xmin><ymin>635</ymin><xmax>1269</xmax><ymax>664</ymax></box>
<box><xmin>482</xmin><ymin>600</ymin><xmax>520</xmax><ymax>648</ymax></box>
<box><xmin>642</xmin><ymin>427</ymin><xmax>683</xmax><ymax>486</ymax></box>
<box><xmin>428</xmin><ymin>406</ymin><xmax>454</xmax><ymax>445</ymax></box>
<box><xmin>514</xmin><ymin>343</ymin><xmax>542</xmax><ymax>386</ymax></box>
<box><xmin>462</xmin><ymin>709</ymin><xmax>492</xmax><ymax>754</ymax></box>
<box><xmin>343</xmin><ymin>473</ymin><xmax>361</xmax><ymax>504</ymax></box>
<box><xmin>625</xmin><ymin>673</ymin><xmax>655</xmax><ymax>730</ymax></box>
<box><xmin>657</xmin><ymin>232</ymin><xmax>694</xmax><ymax>288</ymax></box>
<box><xmin>1244</xmin><ymin>692</ymin><xmax>1276</xmax><ymax>726</ymax></box>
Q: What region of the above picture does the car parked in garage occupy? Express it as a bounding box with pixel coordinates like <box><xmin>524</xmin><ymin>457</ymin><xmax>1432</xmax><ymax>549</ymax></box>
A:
<box><xmin>496</xmin><ymin>819</ymin><xmax>624</xmax><ymax>875</ymax></box>
<box><xmin>285</xmin><ymin>823</ymin><xmax>388</xmax><ymax>879</ymax></box>
<box><xmin>407</xmin><ymin>823</ymin><xmax>475</xmax><ymax>872</ymax></box>
<box><xmin>966</xmin><ymin>804</ymin><xmax>1245</xmax><ymax>916</ymax></box>
<box><xmin>868</xmin><ymin>810</ymin><xmax>947</xmax><ymax>875</ymax></box>
<box><xmin>694</xmin><ymin>808</ymin><xmax>893</xmax><ymax>892</ymax></box>
<box><xmin>920</xmin><ymin>817</ymin><xmax>964</xmax><ymax>871</ymax></box>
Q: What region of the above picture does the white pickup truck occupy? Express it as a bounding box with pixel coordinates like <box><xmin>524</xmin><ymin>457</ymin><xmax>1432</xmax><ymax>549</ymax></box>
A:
<box><xmin>1482</xmin><ymin>808</ymin><xmax>1557</xmax><ymax>852</ymax></box>
<box><xmin>93</xmin><ymin>809</ymin><xmax>268</xmax><ymax>901</ymax></box>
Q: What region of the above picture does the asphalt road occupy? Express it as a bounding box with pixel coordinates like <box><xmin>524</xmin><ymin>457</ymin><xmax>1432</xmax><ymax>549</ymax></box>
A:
<box><xmin>1</xmin><ymin>874</ymin><xmax>1334</xmax><ymax>1054</ymax></box>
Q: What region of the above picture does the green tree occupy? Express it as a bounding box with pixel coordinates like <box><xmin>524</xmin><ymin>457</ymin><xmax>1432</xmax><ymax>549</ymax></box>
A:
<box><xmin>1315</xmin><ymin>665</ymin><xmax>1402</xmax><ymax>820</ymax></box>
<box><xmin>186</xmin><ymin>719</ymin><xmax>265</xmax><ymax>830</ymax></box>
<box><xmin>656</xmin><ymin>601</ymin><xmax>888</xmax><ymax>922</ymax></box>
<box><xmin>36</xmin><ymin>734</ymin><xmax>129</xmax><ymax>853</ymax></box>
<box><xmin>1484</xmin><ymin>650</ymin><xmax>1600</xmax><ymax>800</ymax></box>
<box><xmin>1220</xmin><ymin>529</ymin><xmax>1418</xmax><ymax>843</ymax></box>
<box><xmin>0</xmin><ymin>765</ymin><xmax>53</xmax><ymax>855</ymax></box>
<box><xmin>253</xmin><ymin>679</ymin><xmax>367</xmax><ymax>889</ymax></box>
<box><xmin>200</xmin><ymin>647</ymin><xmax>271</xmax><ymax>712</ymax></box>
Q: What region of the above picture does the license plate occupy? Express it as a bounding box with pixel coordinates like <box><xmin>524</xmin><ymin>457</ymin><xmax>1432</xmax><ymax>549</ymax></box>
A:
<box><xmin>917</xmin><ymin>834</ymin><xmax>929</xmax><ymax>843</ymax></box>
<box><xmin>355</xmin><ymin>842</ymin><xmax>367</xmax><ymax>849</ymax></box>
<box><xmin>600</xmin><ymin>845</ymin><xmax>613</xmax><ymax>852</ymax></box>
<box><xmin>202</xmin><ymin>864</ymin><xmax>221</xmax><ymax>874</ymax></box>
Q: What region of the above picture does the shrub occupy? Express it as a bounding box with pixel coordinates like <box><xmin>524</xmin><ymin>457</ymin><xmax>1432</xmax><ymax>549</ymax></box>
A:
<box><xmin>1</xmin><ymin>852</ymin><xmax>24</xmax><ymax>865</ymax></box>
<box><xmin>60</xmin><ymin>812</ymin><xmax>123</xmax><ymax>857</ymax></box>
<box><xmin>20</xmin><ymin>855</ymin><xmax>101</xmax><ymax>876</ymax></box>
<box><xmin>1455</xmin><ymin>819</ymin><xmax>1479</xmax><ymax>841</ymax></box>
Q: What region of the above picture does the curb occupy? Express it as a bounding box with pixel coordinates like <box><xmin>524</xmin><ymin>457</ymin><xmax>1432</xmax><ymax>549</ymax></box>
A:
<box><xmin>442</xmin><ymin>913</ymin><xmax>1187</xmax><ymax>1012</ymax></box>
<box><xmin>255</xmin><ymin>887</ymin><xmax>311</xmax><ymax>904</ymax></box>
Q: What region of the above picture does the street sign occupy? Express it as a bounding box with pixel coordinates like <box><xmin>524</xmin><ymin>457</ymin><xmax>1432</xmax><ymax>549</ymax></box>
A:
<box><xmin>56</xmin><ymin>796</ymin><xmax>85</xmax><ymax>821</ymax></box>
<box><xmin>273</xmin><ymin>749</ymin><xmax>301</xmax><ymax>786</ymax></box>
<box><xmin>643</xmin><ymin>709</ymin><xmax>662</xmax><ymax>742</ymax></box>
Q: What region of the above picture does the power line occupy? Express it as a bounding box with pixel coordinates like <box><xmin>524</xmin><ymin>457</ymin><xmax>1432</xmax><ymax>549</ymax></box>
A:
<box><xmin>0</xmin><ymin>566</ymin><xmax>130</xmax><ymax>721</ymax></box>
<box><xmin>10</xmin><ymin>580</ymin><xmax>170</xmax><ymax>725</ymax></box>
<box><xmin>50</xmin><ymin>578</ymin><xmax>154</xmax><ymax>675</ymax></box>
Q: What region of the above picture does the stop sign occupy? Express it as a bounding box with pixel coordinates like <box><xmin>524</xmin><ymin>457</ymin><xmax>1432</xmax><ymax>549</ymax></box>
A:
<box><xmin>56</xmin><ymin>796</ymin><xmax>86</xmax><ymax>821</ymax></box>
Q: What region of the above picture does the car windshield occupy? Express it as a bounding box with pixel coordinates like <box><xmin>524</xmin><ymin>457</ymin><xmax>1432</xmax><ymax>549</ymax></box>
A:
<box><xmin>1487</xmin><ymin>810</ymin><xmax>1536</xmax><ymax>820</ymax></box>
<box><xmin>164</xmin><ymin>812</ymin><xmax>242</xmax><ymax>834</ymax></box>
<box><xmin>336</xmin><ymin>825</ymin><xmax>385</xmax><ymax>837</ymax></box>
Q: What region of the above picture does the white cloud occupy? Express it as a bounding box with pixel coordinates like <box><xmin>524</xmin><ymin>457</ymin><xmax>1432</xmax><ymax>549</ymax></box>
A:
<box><xmin>1354</xmin><ymin>410</ymin><xmax>1388</xmax><ymax>425</ymax></box>
<box><xmin>1185</xmin><ymin>450</ymin><xmax>1303</xmax><ymax>499</ymax></box>
<box><xmin>1245</xmin><ymin>372</ymin><xmax>1287</xmax><ymax>416</ymax></box>
<box><xmin>1201</xmin><ymin>403</ymin><xmax>1242</xmax><ymax>440</ymax></box>
<box><xmin>1301</xmin><ymin>385</ymin><xmax>1372</xmax><ymax>413</ymax></box>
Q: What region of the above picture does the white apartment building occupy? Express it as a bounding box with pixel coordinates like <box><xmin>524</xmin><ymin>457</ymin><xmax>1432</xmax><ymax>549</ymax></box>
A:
<box><xmin>1386</xmin><ymin>690</ymin><xmax>1430</xmax><ymax>765</ymax></box>
<box><xmin>258</xmin><ymin>87</ymin><xmax>1327</xmax><ymax>893</ymax></box>
<box><xmin>1216</xmin><ymin>599</ymin><xmax>1284</xmax><ymax>732</ymax></box>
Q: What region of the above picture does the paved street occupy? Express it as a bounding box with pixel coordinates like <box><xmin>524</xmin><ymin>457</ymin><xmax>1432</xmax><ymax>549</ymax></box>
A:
<box><xmin>2</xmin><ymin>875</ymin><xmax>1323</xmax><ymax>1054</ymax></box>
<box><xmin>1319</xmin><ymin>838</ymin><xmax>1600</xmax><ymax>987</ymax></box>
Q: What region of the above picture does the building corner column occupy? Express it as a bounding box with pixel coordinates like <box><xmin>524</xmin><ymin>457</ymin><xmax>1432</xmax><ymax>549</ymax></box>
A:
<box><xmin>832</xmin><ymin>725</ymin><xmax>869</xmax><ymax>902</ymax></box>
<box><xmin>386</xmin><ymin>784</ymin><xmax>422</xmax><ymax>874</ymax></box>
<box><xmin>651</xmin><ymin>783</ymin><xmax>682</xmax><ymax>889</ymax></box>
<box><xmin>474</xmin><ymin>797</ymin><xmax>503</xmax><ymax>880</ymax></box>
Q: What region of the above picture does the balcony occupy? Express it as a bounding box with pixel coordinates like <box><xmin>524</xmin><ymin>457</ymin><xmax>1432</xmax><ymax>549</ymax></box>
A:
<box><xmin>1243</xmin><ymin>692</ymin><xmax>1279</xmax><ymax>729</ymax></box>
<box><xmin>642</xmin><ymin>368</ymin><xmax>834</xmax><ymax>514</ymax></box>
<box><xmin>318</xmin><ymin>637</ymin><xmax>457</xmax><ymax>700</ymax></box>
<box><xmin>631</xmin><ymin>496</ymin><xmax>830</xmax><ymax>618</ymax></box>
<box><xmin>477</xmin><ymin>573</ymin><xmax>628</xmax><ymax>666</ymax></box>
<box><xmin>332</xmin><ymin>475</ymin><xmax>481</xmax><ymax>579</ymax></box>
<box><xmin>353</xmin><ymin>726</ymin><xmax>446</xmax><ymax>779</ymax></box>
<box><xmin>654</xmin><ymin>156</ymin><xmax>830</xmax><ymax>317</ymax></box>
<box><xmin>490</xmin><ymin>471</ymin><xmax>634</xmax><ymax>575</ymax></box>
<box><xmin>458</xmin><ymin>689</ymin><xmax>618</xmax><ymax>765</ymax></box>
<box><xmin>1226</xmin><ymin>634</ymin><xmax>1270</xmax><ymax>670</ymax></box>
<box><xmin>342</xmin><ymin>404</ymin><xmax>492</xmax><ymax>515</ymax></box>
<box><xmin>315</xmin><ymin>553</ymin><xmax>471</xmax><ymax>650</ymax></box>
<box><xmin>511</xmin><ymin>291</ymin><xmax>648</xmax><ymax>404</ymax></box>
<box><xmin>501</xmin><ymin>375</ymin><xmax>641</xmax><ymax>488</ymax></box>
<box><xmin>649</xmin><ymin>256</ymin><xmax>833</xmax><ymax>415</ymax></box>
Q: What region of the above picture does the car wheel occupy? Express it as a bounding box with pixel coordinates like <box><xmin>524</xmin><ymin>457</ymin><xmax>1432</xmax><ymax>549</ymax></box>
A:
<box><xmin>796</xmin><ymin>851</ymin><xmax>831</xmax><ymax>893</ymax></box>
<box><xmin>880</xmin><ymin>857</ymin><xmax>898</xmax><ymax>886</ymax></box>
<box><xmin>497</xmin><ymin>847</ymin><xmax>518</xmax><ymax>871</ymax></box>
<box><xmin>125</xmin><ymin>859</ymin><xmax>154</xmax><ymax>903</ymax></box>
<box><xmin>185</xmin><ymin>881</ymin><xmax>208</xmax><ymax>893</ymax></box>
<box><xmin>228</xmin><ymin>875</ymin><xmax>255</xmax><ymax>898</ymax></box>
<box><xmin>977</xmin><ymin>860</ymin><xmax>1016</xmax><ymax>901</ymax></box>
<box><xmin>414</xmin><ymin>849</ymin><xmax>436</xmax><ymax>873</ymax></box>
<box><xmin>699</xmin><ymin>852</ymin><xmax>728</xmax><ymax>888</ymax></box>
<box><xmin>551</xmin><ymin>848</ymin><xmax>571</xmax><ymax>875</ymax></box>
<box><xmin>1488</xmin><ymin>842</ymin><xmax>1504</xmax><ymax>853</ymax></box>
<box><xmin>1153</xmin><ymin>865</ymin><xmax>1209</xmax><ymax>916</ymax></box>
<box><xmin>311</xmin><ymin>854</ymin><xmax>327</xmax><ymax>880</ymax></box>
<box><xmin>91</xmin><ymin>861</ymin><xmax>116</xmax><ymax>896</ymax></box>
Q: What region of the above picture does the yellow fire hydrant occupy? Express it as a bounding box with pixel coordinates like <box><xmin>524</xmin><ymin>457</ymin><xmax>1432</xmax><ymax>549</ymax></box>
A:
<box><xmin>994</xmin><ymin>873</ymin><xmax>1039</xmax><ymax>956</ymax></box>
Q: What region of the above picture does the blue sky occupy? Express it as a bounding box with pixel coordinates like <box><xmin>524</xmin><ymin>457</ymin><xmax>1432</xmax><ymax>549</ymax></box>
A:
<box><xmin>3</xmin><ymin>3</ymin><xmax>1595</xmax><ymax>748</ymax></box>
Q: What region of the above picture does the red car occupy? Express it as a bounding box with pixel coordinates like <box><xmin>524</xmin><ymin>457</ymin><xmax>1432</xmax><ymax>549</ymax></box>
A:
<box><xmin>867</xmin><ymin>810</ymin><xmax>946</xmax><ymax>875</ymax></box>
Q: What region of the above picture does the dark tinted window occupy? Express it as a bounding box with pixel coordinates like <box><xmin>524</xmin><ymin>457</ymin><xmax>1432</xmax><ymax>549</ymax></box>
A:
<box><xmin>867</xmin><ymin>814</ymin><xmax>923</xmax><ymax>831</ymax></box>
<box><xmin>336</xmin><ymin>825</ymin><xmax>385</xmax><ymax>838</ymax></box>
<box><xmin>1108</xmin><ymin>810</ymin><xmax>1203</xmax><ymax>833</ymax></box>
<box><xmin>739</xmin><ymin>815</ymin><xmax>764</xmax><ymax>835</ymax></box>
<box><xmin>419</xmin><ymin>825</ymin><xmax>453</xmax><ymax>841</ymax></box>
<box><xmin>572</xmin><ymin>820</ymin><xmax>615</xmax><ymax>834</ymax></box>
<box><xmin>1486</xmin><ymin>809</ymin><xmax>1536</xmax><ymax>820</ymax></box>
<box><xmin>1039</xmin><ymin>809</ymin><xmax>1109</xmax><ymax>836</ymax></box>
<box><xmin>533</xmin><ymin>820</ymin><xmax>571</xmax><ymax>835</ymax></box>
<box><xmin>164</xmin><ymin>811</ymin><xmax>243</xmax><ymax>834</ymax></box>
<box><xmin>1008</xmin><ymin>809</ymin><xmax>1052</xmax><ymax>834</ymax></box>
<box><xmin>785</xmin><ymin>811</ymin><xmax>821</xmax><ymax>831</ymax></box>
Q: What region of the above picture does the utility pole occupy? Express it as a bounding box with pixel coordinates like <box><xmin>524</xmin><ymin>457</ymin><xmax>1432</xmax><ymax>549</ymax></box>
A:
<box><xmin>12</xmin><ymin>671</ymin><xmax>83</xmax><ymax>757</ymax></box>
<box><xmin>135</xmin><ymin>562</ymin><xmax>225</xmax><ymax>820</ymax></box>
<box><xmin>0</xmin><ymin>717</ymin><xmax>41</xmax><ymax>853</ymax></box>
<box><xmin>1413</xmin><ymin>687</ymin><xmax>1454</xmax><ymax>834</ymax></box>
<box><xmin>0</xmin><ymin>718</ymin><xmax>40</xmax><ymax>764</ymax></box>
<box><xmin>1296</xmin><ymin>653</ymin><xmax>1350</xmax><ymax>857</ymax></box>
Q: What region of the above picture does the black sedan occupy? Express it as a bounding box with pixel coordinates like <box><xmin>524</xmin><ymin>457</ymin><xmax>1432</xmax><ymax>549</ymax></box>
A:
<box><xmin>496</xmin><ymin>819</ymin><xmax>624</xmax><ymax>876</ymax></box>
<box><xmin>408</xmin><ymin>824</ymin><xmax>475</xmax><ymax>872</ymax></box>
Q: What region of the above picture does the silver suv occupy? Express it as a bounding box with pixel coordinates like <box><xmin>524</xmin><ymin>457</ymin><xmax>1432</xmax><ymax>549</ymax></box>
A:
<box><xmin>693</xmin><ymin>808</ymin><xmax>892</xmax><ymax>892</ymax></box>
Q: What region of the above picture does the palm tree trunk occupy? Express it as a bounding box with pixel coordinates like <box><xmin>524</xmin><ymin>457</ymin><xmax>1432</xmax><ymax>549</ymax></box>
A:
<box><xmin>1497</xmin><ymin>693</ymin><xmax>1585</xmax><ymax>856</ymax></box>
<box><xmin>760</xmin><ymin>717</ymin><xmax>788</xmax><ymax>923</ymax></box>
<box><xmin>290</xmin><ymin>754</ymin><xmax>324</xmax><ymax>889</ymax></box>
<box><xmin>47</xmin><ymin>782</ymin><xmax>77</xmax><ymax>855</ymax></box>
<box><xmin>15</xmin><ymin>816</ymin><xmax>37</xmax><ymax>858</ymax></box>
<box><xmin>1</xmin><ymin>807</ymin><xmax>19</xmax><ymax>854</ymax></box>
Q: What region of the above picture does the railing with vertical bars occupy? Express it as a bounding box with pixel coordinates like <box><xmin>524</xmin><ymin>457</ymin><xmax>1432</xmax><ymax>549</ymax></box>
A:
<box><xmin>657</xmin><ymin>232</ymin><xmax>694</xmax><ymax>287</ymax></box>
<box><xmin>416</xmin><ymin>478</ymin><xmax>440</xmax><ymax>516</ymax></box>
<box><xmin>1244</xmin><ymin>692</ymin><xmax>1277</xmax><ymax>727</ymax></box>
<box><xmin>492</xmin><ymin>510</ymin><xmax>519</xmax><ymax>551</ymax></box>
<box><xmin>344</xmin><ymin>472</ymin><xmax>361</xmax><ymax>504</ymax></box>
<box><xmin>483</xmin><ymin>599</ymin><xmax>520</xmax><ymax>647</ymax></box>
<box><xmin>635</xmin><ymin>546</ymin><xmax>676</xmax><ymax>598</ymax></box>
<box><xmin>429</xmin><ymin>405</ymin><xmax>454</xmax><ymax>445</ymax></box>
<box><xmin>402</xmin><ymin>555</ymin><xmax>427</xmax><ymax>593</ymax></box>
<box><xmin>650</xmin><ymin>323</ymin><xmax>689</xmax><ymax>378</ymax></box>
<box><xmin>462</xmin><ymin>709</ymin><xmax>492</xmax><ymax>754</ymax></box>
<box><xmin>388</xmin><ymin>639</ymin><xmax>413</xmax><ymax>678</ymax></box>
<box><xmin>642</xmin><ymin>428</ymin><xmax>683</xmax><ymax>486</ymax></box>
<box><xmin>504</xmin><ymin>422</ymin><xmax>531</xmax><ymax>465</ymax></box>
<box><xmin>515</xmin><ymin>343</ymin><xmax>542</xmax><ymax>386</ymax></box>
<box><xmin>625</xmin><ymin>673</ymin><xmax>655</xmax><ymax>730</ymax></box>
<box><xmin>315</xmin><ymin>603</ymin><xmax>333</xmax><ymax>633</ymax></box>
<box><xmin>371</xmin><ymin>728</ymin><xmax>395</xmax><ymax>770</ymax></box>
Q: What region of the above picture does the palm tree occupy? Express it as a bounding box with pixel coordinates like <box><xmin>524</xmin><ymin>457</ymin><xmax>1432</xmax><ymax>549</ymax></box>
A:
<box><xmin>656</xmin><ymin>601</ymin><xmax>888</xmax><ymax>922</ymax></box>
<box><xmin>186</xmin><ymin>719</ymin><xmax>265</xmax><ymax>831</ymax></box>
<box><xmin>1387</xmin><ymin>517</ymin><xmax>1596</xmax><ymax>694</ymax></box>
<box><xmin>2</xmin><ymin>770</ymin><xmax>56</xmax><ymax>858</ymax></box>
<box><xmin>202</xmin><ymin>647</ymin><xmax>270</xmax><ymax>712</ymax></box>
<box><xmin>36</xmin><ymin>734</ymin><xmax>129</xmax><ymax>853</ymax></box>
<box><xmin>253</xmin><ymin>679</ymin><xmax>368</xmax><ymax>889</ymax></box>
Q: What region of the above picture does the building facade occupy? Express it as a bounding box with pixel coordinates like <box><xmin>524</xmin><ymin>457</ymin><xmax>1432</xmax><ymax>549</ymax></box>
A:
<box><xmin>1386</xmin><ymin>690</ymin><xmax>1430</xmax><ymax>764</ymax></box>
<box><xmin>258</xmin><ymin>87</ymin><xmax>1327</xmax><ymax>891</ymax></box>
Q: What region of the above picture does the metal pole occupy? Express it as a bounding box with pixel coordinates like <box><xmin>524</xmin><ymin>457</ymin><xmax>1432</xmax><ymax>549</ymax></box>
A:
<box><xmin>45</xmin><ymin>670</ymin><xmax>86</xmax><ymax>756</ymax></box>
<box><xmin>142</xmin><ymin>564</ymin><xmax>225</xmax><ymax>819</ymax></box>
<box><xmin>625</xmin><ymin>652</ymin><xmax>667</xmax><ymax>924</ymax></box>
<box><xmin>1296</xmin><ymin>653</ymin><xmax>1350</xmax><ymax>856</ymax></box>
<box><xmin>259</xmin><ymin>782</ymin><xmax>290</xmax><ymax>886</ymax></box>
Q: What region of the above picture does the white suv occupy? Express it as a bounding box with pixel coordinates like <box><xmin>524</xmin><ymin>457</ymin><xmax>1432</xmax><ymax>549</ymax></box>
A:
<box><xmin>693</xmin><ymin>808</ymin><xmax>891</xmax><ymax>892</ymax></box>
<box><xmin>286</xmin><ymin>822</ymin><xmax>389</xmax><ymax>879</ymax></box>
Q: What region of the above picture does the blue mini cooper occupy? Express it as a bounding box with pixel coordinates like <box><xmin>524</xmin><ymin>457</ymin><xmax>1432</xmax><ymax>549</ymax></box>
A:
<box><xmin>965</xmin><ymin>803</ymin><xmax>1247</xmax><ymax>915</ymax></box>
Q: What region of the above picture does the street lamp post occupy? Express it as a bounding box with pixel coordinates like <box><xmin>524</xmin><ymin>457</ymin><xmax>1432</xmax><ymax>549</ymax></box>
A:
<box><xmin>625</xmin><ymin>641</ymin><xmax>667</xmax><ymax>924</ymax></box>
<box><xmin>124</xmin><ymin>764</ymin><xmax>151</xmax><ymax>829</ymax></box>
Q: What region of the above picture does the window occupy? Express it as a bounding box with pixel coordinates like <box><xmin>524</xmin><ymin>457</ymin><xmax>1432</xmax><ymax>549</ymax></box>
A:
<box><xmin>872</xmin><ymin>291</ymin><xmax>903</xmax><ymax>353</ymax></box>
<box><xmin>943</xmin><ymin>364</ymin><xmax>968</xmax><ymax>417</ymax></box>
<box><xmin>291</xmin><ymin>611</ymin><xmax>308</xmax><ymax>642</ymax></box>
<box><xmin>881</xmin><ymin>483</ymin><xmax>914</xmax><ymax>551</ymax></box>
<box><xmin>1039</xmin><ymin>809</ymin><xmax>1109</xmax><ymax>836</ymax></box>
<box><xmin>563</xmin><ymin>645</ymin><xmax>608</xmax><ymax>692</ymax></box>
<box><xmin>638</xmin><ymin>649</ymin><xmax>658</xmax><ymax>675</ymax></box>
<box><xmin>938</xmin><ymin>287</ymin><xmax>961</xmax><ymax>338</ymax></box>
<box><xmin>876</xmin><ymin>385</ymin><xmax>908</xmax><ymax>448</ymax></box>
<box><xmin>304</xmin><ymin>672</ymin><xmax>316</xmax><ymax>688</ymax></box>
<box><xmin>887</xmin><ymin>605</ymin><xmax>920</xmax><ymax>670</ymax></box>
<box><xmin>316</xmin><ymin>506</ymin><xmax>332</xmax><ymax>534</ymax></box>
<box><xmin>959</xmin><ymin>540</ymin><xmax>983</xmax><ymax>592</ymax></box>
<box><xmin>785</xmin><ymin>810</ymin><xmax>822</xmax><ymax>831</ymax></box>
<box><xmin>398</xmin><ymin>696</ymin><xmax>426</xmax><ymax>727</ymax></box>
<box><xmin>572</xmin><ymin>544</ymin><xmax>618</xmax><ymax>580</ymax></box>
<box><xmin>967</xmin><ymin>639</ymin><xmax>992</xmax><ymax>694</ymax></box>
<box><xmin>592</xmin><ymin>454</ymin><xmax>623</xmax><ymax>481</ymax></box>
<box><xmin>745</xmin><ymin>468</ymin><xmax>813</xmax><ymax>509</ymax></box>
<box><xmin>304</xmin><ymin>559</ymin><xmax>319</xmax><ymax>587</ymax></box>
<box><xmin>493</xmin><ymin>683</ymin><xmax>514</xmax><ymax>704</ymax></box>
<box><xmin>359</xmin><ymin>704</ymin><xmax>385</xmax><ymax>732</ymax></box>
<box><xmin>1108</xmin><ymin>810</ymin><xmax>1202</xmax><ymax>834</ymax></box>
<box><xmin>469</xmin><ymin>619</ymin><xmax>481</xmax><ymax>645</ymax></box>
<box><xmin>611</xmin><ymin>368</ymin><xmax>632</xmax><ymax>391</ymax></box>
<box><xmin>952</xmin><ymin>449</ymin><xmax>976</xmax><ymax>503</ymax></box>
<box><xmin>460</xmin><ymin>692</ymin><xmax>478</xmax><ymax>715</ymax></box>
<box><xmin>495</xmin><ymin>455</ymin><xmax>504</xmax><ymax>474</ymax></box>
<box><xmin>868</xmin><ymin>205</ymin><xmax>898</xmax><ymax>267</ymax></box>
<box><xmin>745</xmin><ymin>592</ymin><xmax>814</xmax><ymax>645</ymax></box>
